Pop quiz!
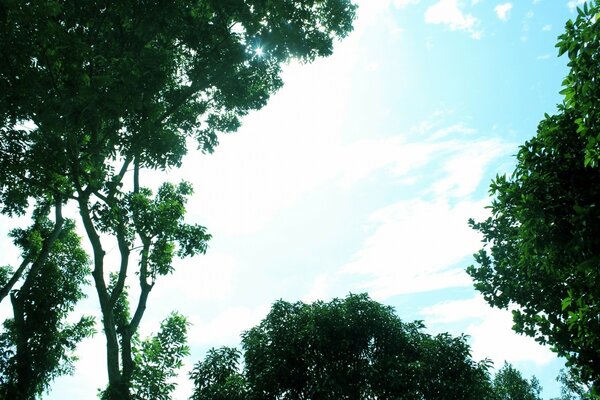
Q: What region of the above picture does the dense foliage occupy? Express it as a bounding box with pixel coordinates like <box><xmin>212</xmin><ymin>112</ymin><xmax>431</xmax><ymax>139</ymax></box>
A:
<box><xmin>192</xmin><ymin>294</ymin><xmax>494</xmax><ymax>400</ymax></box>
<box><xmin>492</xmin><ymin>363</ymin><xmax>542</xmax><ymax>400</ymax></box>
<box><xmin>468</xmin><ymin>1</ymin><xmax>600</xmax><ymax>395</ymax></box>
<box><xmin>557</xmin><ymin>1</ymin><xmax>600</xmax><ymax>166</ymax></box>
<box><xmin>130</xmin><ymin>313</ymin><xmax>190</xmax><ymax>400</ymax></box>
<box><xmin>190</xmin><ymin>347</ymin><xmax>247</xmax><ymax>400</ymax></box>
<box><xmin>0</xmin><ymin>0</ymin><xmax>356</xmax><ymax>397</ymax></box>
<box><xmin>0</xmin><ymin>220</ymin><xmax>94</xmax><ymax>399</ymax></box>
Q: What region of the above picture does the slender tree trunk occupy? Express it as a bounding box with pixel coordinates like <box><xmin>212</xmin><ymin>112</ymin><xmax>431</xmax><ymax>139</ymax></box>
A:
<box><xmin>6</xmin><ymin>292</ymin><xmax>31</xmax><ymax>400</ymax></box>
<box><xmin>77</xmin><ymin>195</ymin><xmax>126</xmax><ymax>399</ymax></box>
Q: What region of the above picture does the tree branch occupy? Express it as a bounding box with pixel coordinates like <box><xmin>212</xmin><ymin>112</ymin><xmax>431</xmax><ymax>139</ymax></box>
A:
<box><xmin>0</xmin><ymin>200</ymin><xmax>65</xmax><ymax>303</ymax></box>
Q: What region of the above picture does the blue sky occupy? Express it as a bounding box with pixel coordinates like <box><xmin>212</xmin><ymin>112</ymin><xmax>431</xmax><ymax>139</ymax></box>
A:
<box><xmin>0</xmin><ymin>0</ymin><xmax>591</xmax><ymax>398</ymax></box>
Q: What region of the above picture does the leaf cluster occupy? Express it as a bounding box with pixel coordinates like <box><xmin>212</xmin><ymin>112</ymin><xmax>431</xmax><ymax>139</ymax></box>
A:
<box><xmin>556</xmin><ymin>0</ymin><xmax>600</xmax><ymax>166</ymax></box>
<box><xmin>131</xmin><ymin>312</ymin><xmax>190</xmax><ymax>400</ymax></box>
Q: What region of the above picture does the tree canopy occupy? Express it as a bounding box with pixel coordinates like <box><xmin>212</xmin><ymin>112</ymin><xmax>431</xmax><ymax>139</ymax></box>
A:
<box><xmin>192</xmin><ymin>294</ymin><xmax>494</xmax><ymax>400</ymax></box>
<box><xmin>492</xmin><ymin>363</ymin><xmax>542</xmax><ymax>400</ymax></box>
<box><xmin>468</xmin><ymin>1</ymin><xmax>600</xmax><ymax>395</ymax></box>
<box><xmin>557</xmin><ymin>1</ymin><xmax>600</xmax><ymax>167</ymax></box>
<box><xmin>0</xmin><ymin>0</ymin><xmax>357</xmax><ymax>398</ymax></box>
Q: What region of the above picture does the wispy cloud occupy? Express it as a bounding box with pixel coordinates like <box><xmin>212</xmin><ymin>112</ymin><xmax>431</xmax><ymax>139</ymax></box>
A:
<box><xmin>420</xmin><ymin>296</ymin><xmax>556</xmax><ymax>366</ymax></box>
<box><xmin>187</xmin><ymin>305</ymin><xmax>269</xmax><ymax>347</ymax></box>
<box><xmin>425</xmin><ymin>0</ymin><xmax>483</xmax><ymax>39</ymax></box>
<box><xmin>495</xmin><ymin>3</ymin><xmax>513</xmax><ymax>21</ymax></box>
<box><xmin>339</xmin><ymin>197</ymin><xmax>489</xmax><ymax>298</ymax></box>
<box><xmin>430</xmin><ymin>139</ymin><xmax>509</xmax><ymax>198</ymax></box>
<box><xmin>338</xmin><ymin>131</ymin><xmax>512</xmax><ymax>299</ymax></box>
<box><xmin>542</xmin><ymin>24</ymin><xmax>552</xmax><ymax>31</ymax></box>
<box><xmin>341</xmin><ymin>200</ymin><xmax>483</xmax><ymax>299</ymax></box>
<box><xmin>521</xmin><ymin>10</ymin><xmax>534</xmax><ymax>41</ymax></box>
<box><xmin>394</xmin><ymin>0</ymin><xmax>421</xmax><ymax>8</ymax></box>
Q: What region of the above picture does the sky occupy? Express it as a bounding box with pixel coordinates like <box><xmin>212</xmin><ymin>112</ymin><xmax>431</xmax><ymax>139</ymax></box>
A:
<box><xmin>0</xmin><ymin>0</ymin><xmax>592</xmax><ymax>398</ymax></box>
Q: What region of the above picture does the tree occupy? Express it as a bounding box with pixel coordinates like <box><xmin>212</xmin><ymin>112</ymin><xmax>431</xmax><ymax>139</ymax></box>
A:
<box><xmin>190</xmin><ymin>347</ymin><xmax>247</xmax><ymax>400</ymax></box>
<box><xmin>492</xmin><ymin>363</ymin><xmax>542</xmax><ymax>400</ymax></box>
<box><xmin>0</xmin><ymin>1</ymin><xmax>356</xmax><ymax>398</ymax></box>
<box><xmin>556</xmin><ymin>1</ymin><xmax>600</xmax><ymax>166</ymax></box>
<box><xmin>468</xmin><ymin>109</ymin><xmax>600</xmax><ymax>388</ymax></box>
<box><xmin>192</xmin><ymin>294</ymin><xmax>493</xmax><ymax>400</ymax></box>
<box><xmin>551</xmin><ymin>369</ymin><xmax>595</xmax><ymax>400</ymax></box>
<box><xmin>130</xmin><ymin>312</ymin><xmax>190</xmax><ymax>400</ymax></box>
<box><xmin>418</xmin><ymin>332</ymin><xmax>494</xmax><ymax>400</ymax></box>
<box><xmin>0</xmin><ymin>219</ymin><xmax>94</xmax><ymax>399</ymax></box>
<box><xmin>468</xmin><ymin>2</ymin><xmax>600</xmax><ymax>394</ymax></box>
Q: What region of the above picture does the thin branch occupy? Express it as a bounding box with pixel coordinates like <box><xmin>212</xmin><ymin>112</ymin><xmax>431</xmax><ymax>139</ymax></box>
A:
<box><xmin>108</xmin><ymin>219</ymin><xmax>131</xmax><ymax>308</ymax></box>
<box><xmin>0</xmin><ymin>256</ymin><xmax>32</xmax><ymax>304</ymax></box>
<box><xmin>128</xmin><ymin>240</ymin><xmax>153</xmax><ymax>334</ymax></box>
<box><xmin>2</xmin><ymin>200</ymin><xmax>65</xmax><ymax>301</ymax></box>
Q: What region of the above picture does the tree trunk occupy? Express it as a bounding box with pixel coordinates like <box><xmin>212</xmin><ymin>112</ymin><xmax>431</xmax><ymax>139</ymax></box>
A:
<box><xmin>78</xmin><ymin>196</ymin><xmax>126</xmax><ymax>399</ymax></box>
<box><xmin>7</xmin><ymin>292</ymin><xmax>32</xmax><ymax>400</ymax></box>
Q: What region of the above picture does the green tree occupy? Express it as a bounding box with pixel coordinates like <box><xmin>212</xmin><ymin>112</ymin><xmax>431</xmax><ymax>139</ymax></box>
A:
<box><xmin>419</xmin><ymin>333</ymin><xmax>494</xmax><ymax>399</ymax></box>
<box><xmin>1</xmin><ymin>1</ymin><xmax>356</xmax><ymax>398</ymax></box>
<box><xmin>0</xmin><ymin>219</ymin><xmax>94</xmax><ymax>400</ymax></box>
<box><xmin>492</xmin><ymin>363</ymin><xmax>542</xmax><ymax>400</ymax></box>
<box><xmin>468</xmin><ymin>2</ymin><xmax>600</xmax><ymax>394</ymax></box>
<box><xmin>130</xmin><ymin>312</ymin><xmax>190</xmax><ymax>400</ymax></box>
<box><xmin>552</xmin><ymin>369</ymin><xmax>595</xmax><ymax>400</ymax></box>
<box><xmin>192</xmin><ymin>294</ymin><xmax>493</xmax><ymax>400</ymax></box>
<box><xmin>190</xmin><ymin>347</ymin><xmax>248</xmax><ymax>400</ymax></box>
<box><xmin>468</xmin><ymin>109</ymin><xmax>600</xmax><ymax>388</ymax></box>
<box><xmin>556</xmin><ymin>1</ymin><xmax>600</xmax><ymax>166</ymax></box>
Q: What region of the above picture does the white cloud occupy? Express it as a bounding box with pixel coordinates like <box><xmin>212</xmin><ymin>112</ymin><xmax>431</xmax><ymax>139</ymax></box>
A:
<box><xmin>339</xmin><ymin>197</ymin><xmax>488</xmax><ymax>299</ymax></box>
<box><xmin>567</xmin><ymin>0</ymin><xmax>587</xmax><ymax>10</ymax></box>
<box><xmin>176</xmin><ymin>113</ymin><xmax>475</xmax><ymax>237</ymax></box>
<box><xmin>335</xmin><ymin>137</ymin><xmax>438</xmax><ymax>189</ymax></box>
<box><xmin>425</xmin><ymin>0</ymin><xmax>483</xmax><ymax>39</ymax></box>
<box><xmin>353</xmin><ymin>0</ymin><xmax>395</xmax><ymax>33</ymax></box>
<box><xmin>168</xmin><ymin>59</ymin><xmax>352</xmax><ymax>236</ymax></box>
<box><xmin>537</xmin><ymin>54</ymin><xmax>550</xmax><ymax>60</ymax></box>
<box><xmin>519</xmin><ymin>9</ymin><xmax>534</xmax><ymax>41</ymax></box>
<box><xmin>394</xmin><ymin>0</ymin><xmax>421</xmax><ymax>7</ymax></box>
<box><xmin>338</xmin><ymin>134</ymin><xmax>513</xmax><ymax>299</ymax></box>
<box><xmin>429</xmin><ymin>123</ymin><xmax>476</xmax><ymax>140</ymax></box>
<box><xmin>302</xmin><ymin>274</ymin><xmax>331</xmax><ymax>303</ymax></box>
<box><xmin>187</xmin><ymin>305</ymin><xmax>269</xmax><ymax>347</ymax></box>
<box><xmin>495</xmin><ymin>3</ymin><xmax>513</xmax><ymax>21</ymax></box>
<box><xmin>421</xmin><ymin>296</ymin><xmax>556</xmax><ymax>366</ymax></box>
<box><xmin>430</xmin><ymin>139</ymin><xmax>511</xmax><ymax>199</ymax></box>
<box><xmin>151</xmin><ymin>252</ymin><xmax>238</xmax><ymax>307</ymax></box>
<box><xmin>421</xmin><ymin>296</ymin><xmax>490</xmax><ymax>323</ymax></box>
<box><xmin>542</xmin><ymin>24</ymin><xmax>552</xmax><ymax>31</ymax></box>
<box><xmin>47</xmin><ymin>336</ymin><xmax>107</xmax><ymax>399</ymax></box>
